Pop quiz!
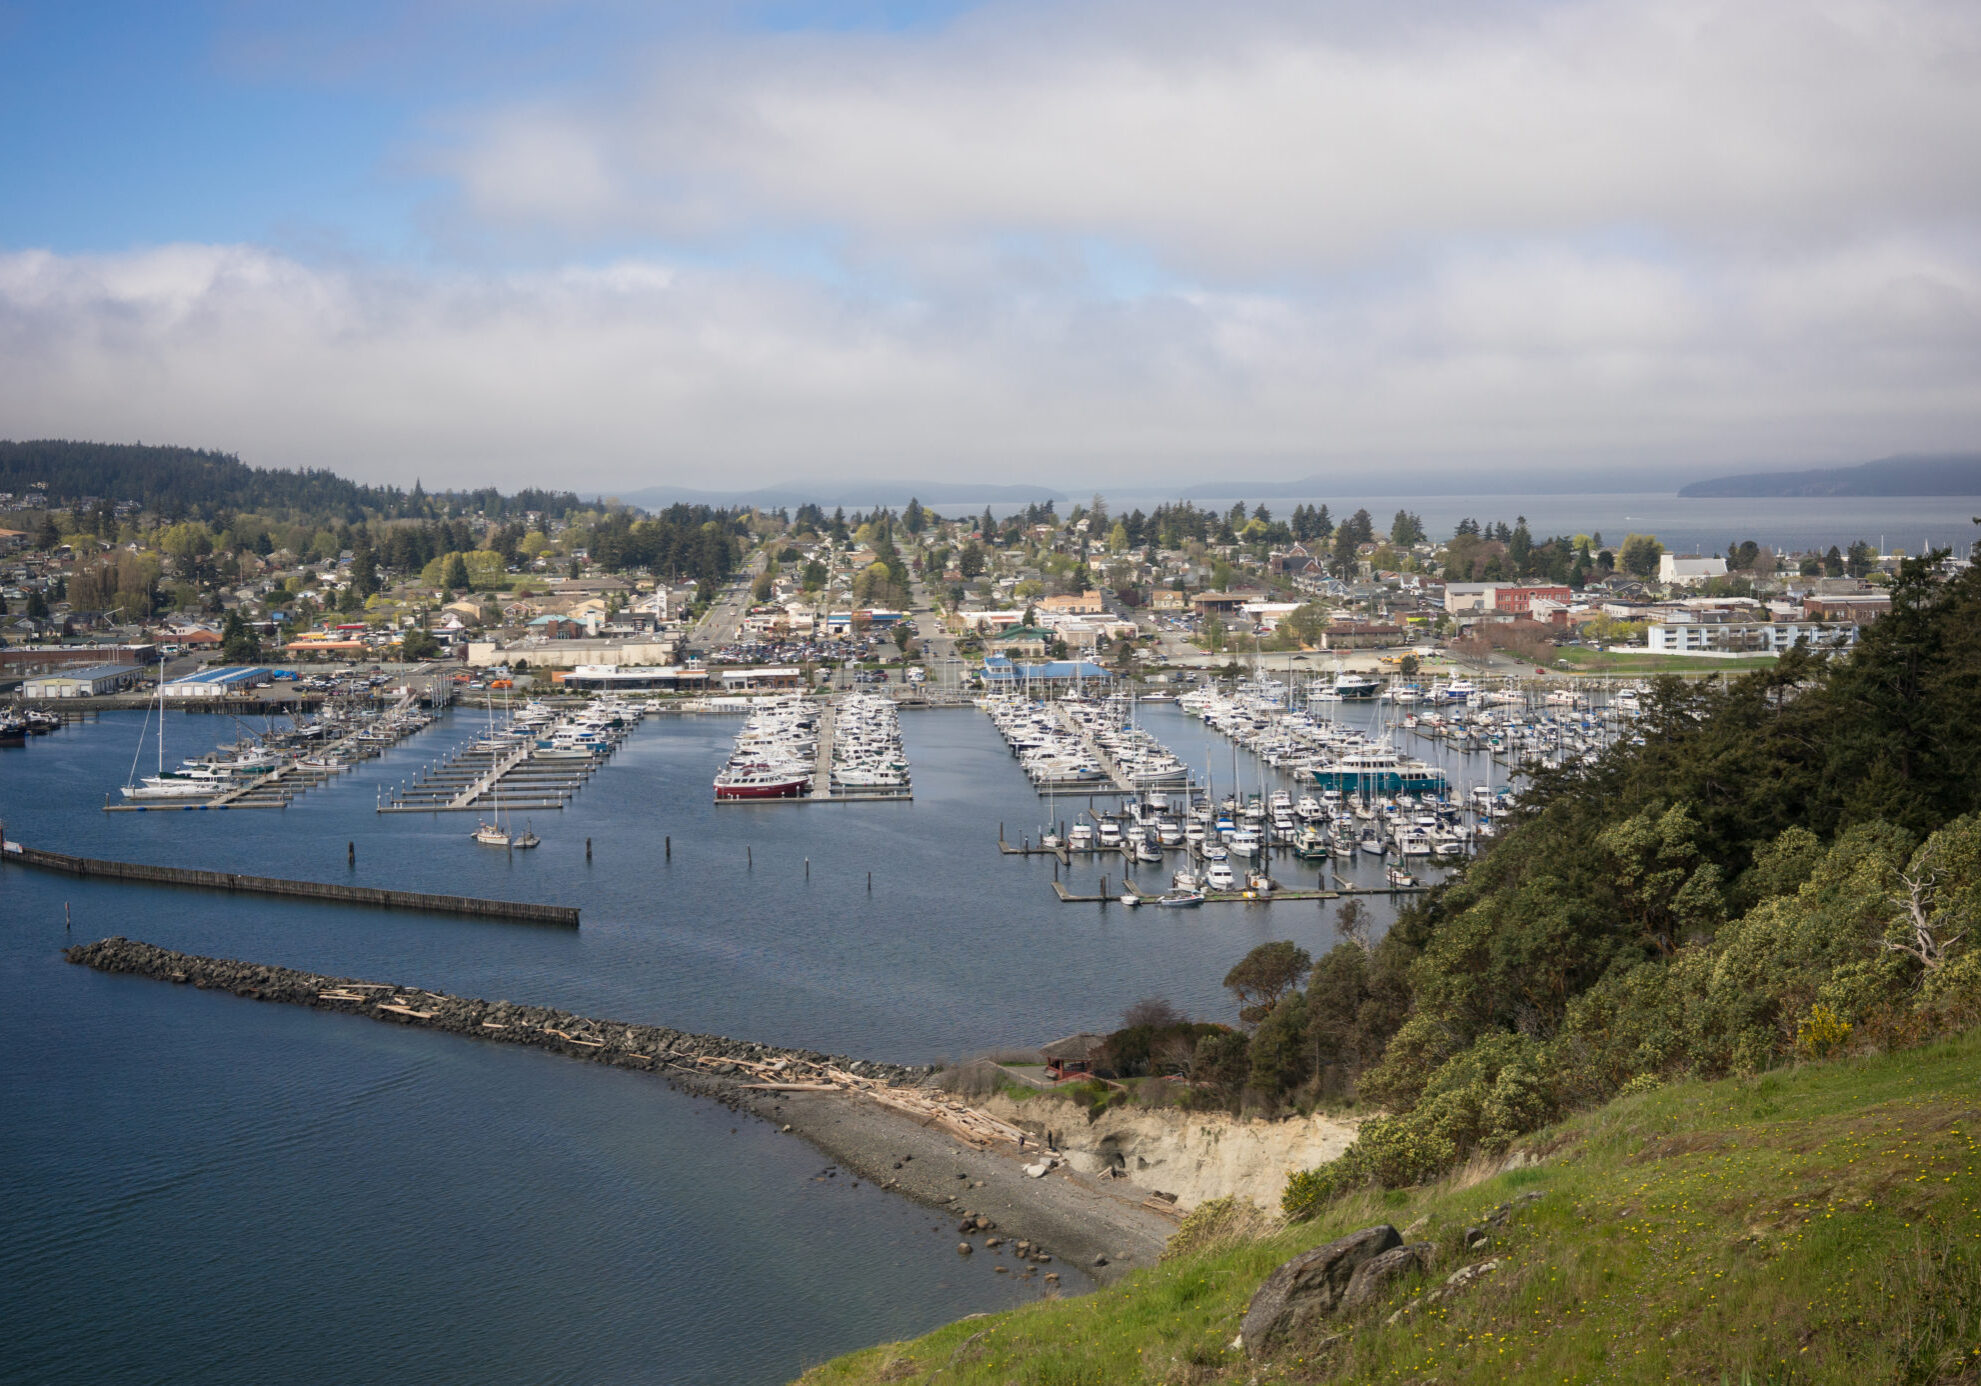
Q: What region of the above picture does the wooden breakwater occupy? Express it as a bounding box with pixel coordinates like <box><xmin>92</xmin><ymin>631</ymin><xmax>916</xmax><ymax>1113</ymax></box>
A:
<box><xmin>3</xmin><ymin>843</ymin><xmax>578</xmax><ymax>926</ymax></box>
<box><xmin>63</xmin><ymin>937</ymin><xmax>929</xmax><ymax>1090</ymax></box>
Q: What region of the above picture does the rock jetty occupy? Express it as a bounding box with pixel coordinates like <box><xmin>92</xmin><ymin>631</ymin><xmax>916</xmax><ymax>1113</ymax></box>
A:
<box><xmin>64</xmin><ymin>936</ymin><xmax>932</xmax><ymax>1092</ymax></box>
<box><xmin>66</xmin><ymin>936</ymin><xmax>1176</xmax><ymax>1286</ymax></box>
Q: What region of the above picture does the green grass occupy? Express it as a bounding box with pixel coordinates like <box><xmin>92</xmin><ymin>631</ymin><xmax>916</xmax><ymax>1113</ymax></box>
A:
<box><xmin>1553</xmin><ymin>648</ymin><xmax>1783</xmax><ymax>676</ymax></box>
<box><xmin>798</xmin><ymin>1028</ymin><xmax>1981</xmax><ymax>1385</ymax></box>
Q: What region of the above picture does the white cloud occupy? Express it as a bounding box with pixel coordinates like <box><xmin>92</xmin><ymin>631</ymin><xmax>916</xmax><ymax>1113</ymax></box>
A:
<box><xmin>5</xmin><ymin>2</ymin><xmax>1978</xmax><ymax>490</ymax></box>
<box><xmin>3</xmin><ymin>235</ymin><xmax>1976</xmax><ymax>490</ymax></box>
<box><xmin>430</xmin><ymin>0</ymin><xmax>1981</xmax><ymax>276</ymax></box>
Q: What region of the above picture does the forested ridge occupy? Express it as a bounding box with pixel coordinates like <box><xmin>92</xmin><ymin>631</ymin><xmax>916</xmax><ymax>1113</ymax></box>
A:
<box><xmin>0</xmin><ymin>439</ymin><xmax>586</xmax><ymax>523</ymax></box>
<box><xmin>1279</xmin><ymin>550</ymin><xmax>1981</xmax><ymax>1214</ymax></box>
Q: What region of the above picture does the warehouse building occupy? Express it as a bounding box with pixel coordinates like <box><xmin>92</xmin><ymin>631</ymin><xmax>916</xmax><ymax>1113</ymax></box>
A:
<box><xmin>22</xmin><ymin>663</ymin><xmax>145</xmax><ymax>698</ymax></box>
<box><xmin>160</xmin><ymin>667</ymin><xmax>268</xmax><ymax>700</ymax></box>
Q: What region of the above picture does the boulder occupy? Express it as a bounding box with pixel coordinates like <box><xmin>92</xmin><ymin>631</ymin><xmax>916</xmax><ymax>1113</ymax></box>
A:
<box><xmin>1238</xmin><ymin>1224</ymin><xmax>1401</xmax><ymax>1356</ymax></box>
<box><xmin>1339</xmin><ymin>1243</ymin><xmax>1435</xmax><ymax>1313</ymax></box>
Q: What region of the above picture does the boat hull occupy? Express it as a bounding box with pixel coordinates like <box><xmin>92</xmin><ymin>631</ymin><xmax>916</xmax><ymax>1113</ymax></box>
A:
<box><xmin>714</xmin><ymin>778</ymin><xmax>809</xmax><ymax>799</ymax></box>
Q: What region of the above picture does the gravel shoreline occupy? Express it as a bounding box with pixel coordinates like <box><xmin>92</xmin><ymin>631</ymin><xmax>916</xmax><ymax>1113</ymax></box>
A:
<box><xmin>65</xmin><ymin>937</ymin><xmax>1175</xmax><ymax>1286</ymax></box>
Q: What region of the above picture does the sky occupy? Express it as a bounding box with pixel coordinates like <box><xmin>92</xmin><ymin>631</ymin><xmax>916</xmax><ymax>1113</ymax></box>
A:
<box><xmin>1</xmin><ymin>0</ymin><xmax>1978</xmax><ymax>495</ymax></box>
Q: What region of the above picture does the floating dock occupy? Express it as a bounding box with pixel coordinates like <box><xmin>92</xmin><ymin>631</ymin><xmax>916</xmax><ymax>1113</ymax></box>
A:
<box><xmin>378</xmin><ymin>721</ymin><xmax>630</xmax><ymax>815</ymax></box>
<box><xmin>105</xmin><ymin>697</ymin><xmax>437</xmax><ymax>812</ymax></box>
<box><xmin>3</xmin><ymin>841</ymin><xmax>578</xmax><ymax>925</ymax></box>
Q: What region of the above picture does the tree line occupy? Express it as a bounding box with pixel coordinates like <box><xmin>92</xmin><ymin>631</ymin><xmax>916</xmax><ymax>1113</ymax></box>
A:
<box><xmin>0</xmin><ymin>440</ymin><xmax>588</xmax><ymax>526</ymax></box>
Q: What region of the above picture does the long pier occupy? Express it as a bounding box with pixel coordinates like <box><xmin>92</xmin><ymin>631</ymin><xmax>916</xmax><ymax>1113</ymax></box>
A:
<box><xmin>2</xmin><ymin>842</ymin><xmax>578</xmax><ymax>925</ymax></box>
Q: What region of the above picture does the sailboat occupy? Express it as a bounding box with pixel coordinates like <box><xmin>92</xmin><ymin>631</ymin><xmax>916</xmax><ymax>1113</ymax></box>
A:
<box><xmin>473</xmin><ymin>688</ymin><xmax>539</xmax><ymax>848</ymax></box>
<box><xmin>122</xmin><ymin>662</ymin><xmax>216</xmax><ymax>800</ymax></box>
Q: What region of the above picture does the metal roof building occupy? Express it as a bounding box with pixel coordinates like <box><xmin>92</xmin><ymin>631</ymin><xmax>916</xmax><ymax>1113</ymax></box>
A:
<box><xmin>160</xmin><ymin>667</ymin><xmax>268</xmax><ymax>699</ymax></box>
<box><xmin>22</xmin><ymin>663</ymin><xmax>144</xmax><ymax>698</ymax></box>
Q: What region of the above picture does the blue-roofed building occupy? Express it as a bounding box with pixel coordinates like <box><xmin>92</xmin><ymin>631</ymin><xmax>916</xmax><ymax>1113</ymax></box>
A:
<box><xmin>980</xmin><ymin>655</ymin><xmax>1112</xmax><ymax>686</ymax></box>
<box><xmin>160</xmin><ymin>667</ymin><xmax>268</xmax><ymax>700</ymax></box>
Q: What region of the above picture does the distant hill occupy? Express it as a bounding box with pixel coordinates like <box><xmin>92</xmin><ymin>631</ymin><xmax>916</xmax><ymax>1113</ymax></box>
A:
<box><xmin>1679</xmin><ymin>452</ymin><xmax>1981</xmax><ymax>498</ymax></box>
<box><xmin>0</xmin><ymin>439</ymin><xmax>585</xmax><ymax>522</ymax></box>
<box><xmin>616</xmin><ymin>479</ymin><xmax>1067</xmax><ymax>510</ymax></box>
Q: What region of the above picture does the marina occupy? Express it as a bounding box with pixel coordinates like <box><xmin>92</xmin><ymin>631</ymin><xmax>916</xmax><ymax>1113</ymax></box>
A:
<box><xmin>713</xmin><ymin>694</ymin><xmax>913</xmax><ymax>803</ymax></box>
<box><xmin>377</xmin><ymin>696</ymin><xmax>649</xmax><ymax>815</ymax></box>
<box><xmin>105</xmin><ymin>692</ymin><xmax>438</xmax><ymax>811</ymax></box>
<box><xmin>0</xmin><ymin>682</ymin><xmax>1644</xmax><ymax>1386</ymax></box>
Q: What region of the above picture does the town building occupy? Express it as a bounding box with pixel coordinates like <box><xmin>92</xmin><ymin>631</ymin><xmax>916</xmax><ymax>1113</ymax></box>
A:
<box><xmin>1658</xmin><ymin>554</ymin><xmax>1730</xmax><ymax>586</ymax></box>
<box><xmin>1039</xmin><ymin>590</ymin><xmax>1105</xmax><ymax>616</ymax></box>
<box><xmin>1645</xmin><ymin>618</ymin><xmax>1856</xmax><ymax>655</ymax></box>
<box><xmin>1442</xmin><ymin>583</ymin><xmax>1574</xmax><ymax>616</ymax></box>
<box><xmin>464</xmin><ymin>636</ymin><xmax>680</xmax><ymax>670</ymax></box>
<box><xmin>1040</xmin><ymin>1033</ymin><xmax>1108</xmax><ymax>1082</ymax></box>
<box><xmin>979</xmin><ymin>655</ymin><xmax>1113</xmax><ymax>687</ymax></box>
<box><xmin>1801</xmin><ymin>593</ymin><xmax>1892</xmax><ymax>623</ymax></box>
<box><xmin>161</xmin><ymin>667</ymin><xmax>268</xmax><ymax>699</ymax></box>
<box><xmin>23</xmin><ymin>663</ymin><xmax>144</xmax><ymax>697</ymax></box>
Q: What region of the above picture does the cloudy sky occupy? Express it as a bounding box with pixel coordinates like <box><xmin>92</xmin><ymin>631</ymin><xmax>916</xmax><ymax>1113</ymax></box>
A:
<box><xmin>2</xmin><ymin>0</ymin><xmax>1977</xmax><ymax>493</ymax></box>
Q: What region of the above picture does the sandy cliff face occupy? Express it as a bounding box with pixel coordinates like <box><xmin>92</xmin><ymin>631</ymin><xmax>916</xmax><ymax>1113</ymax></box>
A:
<box><xmin>981</xmin><ymin>1095</ymin><xmax>1360</xmax><ymax>1212</ymax></box>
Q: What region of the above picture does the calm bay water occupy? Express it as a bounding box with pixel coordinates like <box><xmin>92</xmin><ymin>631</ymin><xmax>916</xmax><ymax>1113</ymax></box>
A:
<box><xmin>0</xmin><ymin>699</ymin><xmax>1439</xmax><ymax>1384</ymax></box>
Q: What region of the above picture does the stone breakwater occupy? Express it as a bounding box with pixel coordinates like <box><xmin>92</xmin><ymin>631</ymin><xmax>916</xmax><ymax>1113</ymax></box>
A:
<box><xmin>66</xmin><ymin>936</ymin><xmax>1179</xmax><ymax>1285</ymax></box>
<box><xmin>64</xmin><ymin>937</ymin><xmax>931</xmax><ymax>1090</ymax></box>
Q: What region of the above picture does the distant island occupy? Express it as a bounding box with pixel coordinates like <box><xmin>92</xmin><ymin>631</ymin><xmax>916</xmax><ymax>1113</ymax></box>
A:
<box><xmin>616</xmin><ymin>479</ymin><xmax>1067</xmax><ymax>510</ymax></box>
<box><xmin>1679</xmin><ymin>452</ymin><xmax>1981</xmax><ymax>498</ymax></box>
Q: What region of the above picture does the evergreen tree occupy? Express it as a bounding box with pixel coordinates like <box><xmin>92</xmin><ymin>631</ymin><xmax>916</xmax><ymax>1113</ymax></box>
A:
<box><xmin>220</xmin><ymin>610</ymin><xmax>262</xmax><ymax>662</ymax></box>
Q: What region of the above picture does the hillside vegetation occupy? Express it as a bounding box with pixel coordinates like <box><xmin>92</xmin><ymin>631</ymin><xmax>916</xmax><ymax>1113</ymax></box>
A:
<box><xmin>810</xmin><ymin>549</ymin><xmax>1981</xmax><ymax>1381</ymax></box>
<box><xmin>802</xmin><ymin>1027</ymin><xmax>1981</xmax><ymax>1384</ymax></box>
<box><xmin>1266</xmin><ymin>552</ymin><xmax>1981</xmax><ymax>1222</ymax></box>
<box><xmin>0</xmin><ymin>438</ymin><xmax>585</xmax><ymax>523</ymax></box>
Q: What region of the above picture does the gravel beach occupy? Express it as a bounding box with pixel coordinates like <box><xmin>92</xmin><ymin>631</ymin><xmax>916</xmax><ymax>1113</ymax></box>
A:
<box><xmin>737</xmin><ymin>1086</ymin><xmax>1178</xmax><ymax>1285</ymax></box>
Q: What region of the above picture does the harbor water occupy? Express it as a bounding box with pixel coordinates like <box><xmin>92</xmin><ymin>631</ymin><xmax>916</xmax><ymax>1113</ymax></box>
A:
<box><xmin>1</xmin><ymin>696</ymin><xmax>1494</xmax><ymax>1384</ymax></box>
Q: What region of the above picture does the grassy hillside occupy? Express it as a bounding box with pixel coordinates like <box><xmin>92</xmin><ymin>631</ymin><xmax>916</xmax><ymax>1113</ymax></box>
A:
<box><xmin>800</xmin><ymin>1027</ymin><xmax>1981</xmax><ymax>1384</ymax></box>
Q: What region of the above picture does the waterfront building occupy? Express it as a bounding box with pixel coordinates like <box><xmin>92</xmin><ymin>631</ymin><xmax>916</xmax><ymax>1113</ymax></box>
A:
<box><xmin>161</xmin><ymin>667</ymin><xmax>268</xmax><ymax>699</ymax></box>
<box><xmin>979</xmin><ymin>655</ymin><xmax>1112</xmax><ymax>687</ymax></box>
<box><xmin>22</xmin><ymin>663</ymin><xmax>144</xmax><ymax>697</ymax></box>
